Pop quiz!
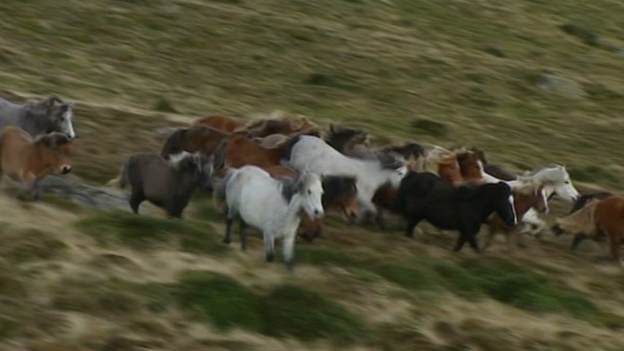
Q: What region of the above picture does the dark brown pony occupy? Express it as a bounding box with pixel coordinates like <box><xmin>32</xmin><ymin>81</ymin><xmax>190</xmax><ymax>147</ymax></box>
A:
<box><xmin>194</xmin><ymin>115</ymin><xmax>247</xmax><ymax>133</ymax></box>
<box><xmin>160</xmin><ymin>125</ymin><xmax>234</xmax><ymax>160</ymax></box>
<box><xmin>483</xmin><ymin>183</ymin><xmax>548</xmax><ymax>252</ymax></box>
<box><xmin>263</xmin><ymin>165</ymin><xmax>359</xmax><ymax>242</ymax></box>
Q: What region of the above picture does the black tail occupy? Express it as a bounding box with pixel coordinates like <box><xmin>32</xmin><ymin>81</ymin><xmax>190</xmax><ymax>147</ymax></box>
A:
<box><xmin>160</xmin><ymin>128</ymin><xmax>188</xmax><ymax>159</ymax></box>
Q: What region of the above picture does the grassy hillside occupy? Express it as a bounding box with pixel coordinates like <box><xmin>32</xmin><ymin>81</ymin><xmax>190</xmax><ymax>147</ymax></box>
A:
<box><xmin>2</xmin><ymin>0</ymin><xmax>624</xmax><ymax>350</ymax></box>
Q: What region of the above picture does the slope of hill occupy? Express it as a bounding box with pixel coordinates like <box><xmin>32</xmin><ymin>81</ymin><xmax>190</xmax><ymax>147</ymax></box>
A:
<box><xmin>1</xmin><ymin>0</ymin><xmax>624</xmax><ymax>350</ymax></box>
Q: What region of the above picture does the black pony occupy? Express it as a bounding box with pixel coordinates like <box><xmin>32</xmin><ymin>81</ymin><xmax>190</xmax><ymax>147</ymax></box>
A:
<box><xmin>396</xmin><ymin>172</ymin><xmax>516</xmax><ymax>252</ymax></box>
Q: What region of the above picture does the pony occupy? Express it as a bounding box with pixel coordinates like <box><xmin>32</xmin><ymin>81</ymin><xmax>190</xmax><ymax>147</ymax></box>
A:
<box><xmin>479</xmin><ymin>162</ymin><xmax>581</xmax><ymax>236</ymax></box>
<box><xmin>253</xmin><ymin>130</ymin><xmax>322</xmax><ymax>149</ymax></box>
<box><xmin>324</xmin><ymin>124</ymin><xmax>425</xmax><ymax>171</ymax></box>
<box><xmin>482</xmin><ymin>181</ymin><xmax>549</xmax><ymax>252</ymax></box>
<box><xmin>111</xmin><ymin>152</ymin><xmax>214</xmax><ymax>218</ymax></box>
<box><xmin>282</xmin><ymin>135</ymin><xmax>407</xmax><ymax>229</ymax></box>
<box><xmin>551</xmin><ymin>192</ymin><xmax>613</xmax><ymax>236</ymax></box>
<box><xmin>244</xmin><ymin>115</ymin><xmax>318</xmax><ymax>138</ymax></box>
<box><xmin>264</xmin><ymin>165</ymin><xmax>359</xmax><ymax>242</ymax></box>
<box><xmin>160</xmin><ymin>125</ymin><xmax>233</xmax><ymax>160</ymax></box>
<box><xmin>422</xmin><ymin>146</ymin><xmax>464</xmax><ymax>185</ymax></box>
<box><xmin>395</xmin><ymin>171</ymin><xmax>516</xmax><ymax>253</ymax></box>
<box><xmin>213</xmin><ymin>134</ymin><xmax>295</xmax><ymax>171</ymax></box>
<box><xmin>216</xmin><ymin>166</ymin><xmax>324</xmax><ymax>271</ymax></box>
<box><xmin>0</xmin><ymin>95</ymin><xmax>76</xmax><ymax>139</ymax></box>
<box><xmin>0</xmin><ymin>126</ymin><xmax>73</xmax><ymax>200</ymax></box>
<box><xmin>454</xmin><ymin>148</ymin><xmax>486</xmax><ymax>184</ymax></box>
<box><xmin>193</xmin><ymin>115</ymin><xmax>246</xmax><ymax>133</ymax></box>
<box><xmin>554</xmin><ymin>195</ymin><xmax>624</xmax><ymax>268</ymax></box>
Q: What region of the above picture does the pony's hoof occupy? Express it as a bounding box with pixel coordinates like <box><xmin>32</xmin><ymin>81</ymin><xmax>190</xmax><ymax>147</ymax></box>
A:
<box><xmin>285</xmin><ymin>260</ymin><xmax>295</xmax><ymax>272</ymax></box>
<box><xmin>222</xmin><ymin>238</ymin><xmax>231</xmax><ymax>245</ymax></box>
<box><xmin>266</xmin><ymin>253</ymin><xmax>275</xmax><ymax>263</ymax></box>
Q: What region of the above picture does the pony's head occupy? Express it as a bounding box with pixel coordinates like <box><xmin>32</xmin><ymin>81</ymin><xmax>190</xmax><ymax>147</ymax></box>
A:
<box><xmin>528</xmin><ymin>165</ymin><xmax>580</xmax><ymax>202</ymax></box>
<box><xmin>513</xmin><ymin>178</ymin><xmax>549</xmax><ymax>214</ymax></box>
<box><xmin>42</xmin><ymin>96</ymin><xmax>76</xmax><ymax>139</ymax></box>
<box><xmin>174</xmin><ymin>152</ymin><xmax>215</xmax><ymax>194</ymax></box>
<box><xmin>379</xmin><ymin>151</ymin><xmax>408</xmax><ymax>188</ymax></box>
<box><xmin>297</xmin><ymin>171</ymin><xmax>324</xmax><ymax>219</ymax></box>
<box><xmin>483</xmin><ymin>182</ymin><xmax>516</xmax><ymax>228</ymax></box>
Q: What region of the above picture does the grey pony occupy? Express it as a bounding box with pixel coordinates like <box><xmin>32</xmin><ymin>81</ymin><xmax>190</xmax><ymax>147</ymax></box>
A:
<box><xmin>0</xmin><ymin>95</ymin><xmax>76</xmax><ymax>139</ymax></box>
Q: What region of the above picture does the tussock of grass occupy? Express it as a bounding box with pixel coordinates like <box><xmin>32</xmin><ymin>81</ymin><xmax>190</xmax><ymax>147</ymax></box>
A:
<box><xmin>410</xmin><ymin>118</ymin><xmax>449</xmax><ymax>137</ymax></box>
<box><xmin>75</xmin><ymin>210</ymin><xmax>229</xmax><ymax>255</ymax></box>
<box><xmin>52</xmin><ymin>278</ymin><xmax>140</xmax><ymax>316</ymax></box>
<box><xmin>177</xmin><ymin>271</ymin><xmax>264</xmax><ymax>332</ymax></box>
<box><xmin>261</xmin><ymin>284</ymin><xmax>371</xmax><ymax>344</ymax></box>
<box><xmin>0</xmin><ymin>228</ymin><xmax>67</xmax><ymax>264</ymax></box>
<box><xmin>175</xmin><ymin>271</ymin><xmax>369</xmax><ymax>343</ymax></box>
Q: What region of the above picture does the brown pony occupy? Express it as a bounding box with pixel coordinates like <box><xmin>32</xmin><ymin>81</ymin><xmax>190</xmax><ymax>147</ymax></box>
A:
<box><xmin>0</xmin><ymin>126</ymin><xmax>73</xmax><ymax>200</ymax></box>
<box><xmin>193</xmin><ymin>115</ymin><xmax>247</xmax><ymax>133</ymax></box>
<box><xmin>262</xmin><ymin>165</ymin><xmax>359</xmax><ymax>242</ymax></box>
<box><xmin>244</xmin><ymin>115</ymin><xmax>318</xmax><ymax>138</ymax></box>
<box><xmin>482</xmin><ymin>182</ymin><xmax>548</xmax><ymax>252</ymax></box>
<box><xmin>254</xmin><ymin>130</ymin><xmax>322</xmax><ymax>149</ymax></box>
<box><xmin>423</xmin><ymin>146</ymin><xmax>464</xmax><ymax>185</ymax></box>
<box><xmin>214</xmin><ymin>134</ymin><xmax>293</xmax><ymax>170</ymax></box>
<box><xmin>160</xmin><ymin>125</ymin><xmax>234</xmax><ymax>160</ymax></box>
<box><xmin>454</xmin><ymin>148</ymin><xmax>485</xmax><ymax>184</ymax></box>
<box><xmin>556</xmin><ymin>195</ymin><xmax>624</xmax><ymax>268</ymax></box>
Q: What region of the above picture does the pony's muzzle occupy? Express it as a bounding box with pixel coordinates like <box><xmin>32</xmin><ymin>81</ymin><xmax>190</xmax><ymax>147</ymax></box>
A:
<box><xmin>313</xmin><ymin>209</ymin><xmax>324</xmax><ymax>219</ymax></box>
<box><xmin>61</xmin><ymin>165</ymin><xmax>72</xmax><ymax>174</ymax></box>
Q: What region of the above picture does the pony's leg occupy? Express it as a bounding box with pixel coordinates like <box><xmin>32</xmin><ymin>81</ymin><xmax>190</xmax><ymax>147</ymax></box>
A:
<box><xmin>453</xmin><ymin>233</ymin><xmax>468</xmax><ymax>252</ymax></box>
<box><xmin>608</xmin><ymin>231</ymin><xmax>623</xmax><ymax>267</ymax></box>
<box><xmin>570</xmin><ymin>233</ymin><xmax>589</xmax><ymax>251</ymax></box>
<box><xmin>465</xmin><ymin>232</ymin><xmax>482</xmax><ymax>253</ymax></box>
<box><xmin>482</xmin><ymin>225</ymin><xmax>497</xmax><ymax>252</ymax></box>
<box><xmin>405</xmin><ymin>216</ymin><xmax>423</xmax><ymax>238</ymax></box>
<box><xmin>264</xmin><ymin>231</ymin><xmax>276</xmax><ymax>263</ymax></box>
<box><xmin>283</xmin><ymin>234</ymin><xmax>296</xmax><ymax>271</ymax></box>
<box><xmin>129</xmin><ymin>190</ymin><xmax>145</xmax><ymax>214</ymax></box>
<box><xmin>374</xmin><ymin>209</ymin><xmax>388</xmax><ymax>231</ymax></box>
<box><xmin>240</xmin><ymin>220</ymin><xmax>248</xmax><ymax>252</ymax></box>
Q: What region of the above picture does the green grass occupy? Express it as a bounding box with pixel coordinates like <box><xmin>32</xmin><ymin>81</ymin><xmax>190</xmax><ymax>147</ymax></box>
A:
<box><xmin>177</xmin><ymin>271</ymin><xmax>264</xmax><ymax>332</ymax></box>
<box><xmin>260</xmin><ymin>284</ymin><xmax>371</xmax><ymax>344</ymax></box>
<box><xmin>174</xmin><ymin>271</ymin><xmax>370</xmax><ymax>343</ymax></box>
<box><xmin>75</xmin><ymin>210</ymin><xmax>229</xmax><ymax>255</ymax></box>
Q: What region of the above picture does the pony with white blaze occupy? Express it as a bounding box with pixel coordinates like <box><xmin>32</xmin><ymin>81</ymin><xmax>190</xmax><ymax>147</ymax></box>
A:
<box><xmin>281</xmin><ymin>135</ymin><xmax>407</xmax><ymax>225</ymax></box>
<box><xmin>480</xmin><ymin>163</ymin><xmax>580</xmax><ymax>235</ymax></box>
<box><xmin>216</xmin><ymin>165</ymin><xmax>324</xmax><ymax>271</ymax></box>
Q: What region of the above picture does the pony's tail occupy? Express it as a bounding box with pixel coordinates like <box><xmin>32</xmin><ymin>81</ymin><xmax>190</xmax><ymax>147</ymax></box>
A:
<box><xmin>213</xmin><ymin>139</ymin><xmax>229</xmax><ymax>172</ymax></box>
<box><xmin>214</xmin><ymin>167</ymin><xmax>237</xmax><ymax>213</ymax></box>
<box><xmin>160</xmin><ymin>128</ymin><xmax>188</xmax><ymax>159</ymax></box>
<box><xmin>154</xmin><ymin>126</ymin><xmax>179</xmax><ymax>137</ymax></box>
<box><xmin>106</xmin><ymin>162</ymin><xmax>129</xmax><ymax>189</ymax></box>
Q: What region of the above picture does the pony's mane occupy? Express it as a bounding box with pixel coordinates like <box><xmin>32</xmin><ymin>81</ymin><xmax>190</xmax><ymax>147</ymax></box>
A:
<box><xmin>168</xmin><ymin>151</ymin><xmax>195</xmax><ymax>168</ymax></box>
<box><xmin>524</xmin><ymin>165</ymin><xmax>568</xmax><ymax>183</ymax></box>
<box><xmin>555</xmin><ymin>198</ymin><xmax>600</xmax><ymax>235</ymax></box>
<box><xmin>512</xmin><ymin>177</ymin><xmax>544</xmax><ymax>195</ymax></box>
<box><xmin>423</xmin><ymin>146</ymin><xmax>457</xmax><ymax>170</ymax></box>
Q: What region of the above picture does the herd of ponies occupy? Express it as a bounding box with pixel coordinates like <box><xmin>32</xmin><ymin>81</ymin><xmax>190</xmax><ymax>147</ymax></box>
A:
<box><xmin>1</xmin><ymin>95</ymin><xmax>623</xmax><ymax>272</ymax></box>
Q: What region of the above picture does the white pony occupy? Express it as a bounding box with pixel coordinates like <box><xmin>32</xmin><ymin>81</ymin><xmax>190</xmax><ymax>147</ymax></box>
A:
<box><xmin>282</xmin><ymin>135</ymin><xmax>407</xmax><ymax>223</ymax></box>
<box><xmin>216</xmin><ymin>165</ymin><xmax>324</xmax><ymax>271</ymax></box>
<box><xmin>481</xmin><ymin>164</ymin><xmax>580</xmax><ymax>235</ymax></box>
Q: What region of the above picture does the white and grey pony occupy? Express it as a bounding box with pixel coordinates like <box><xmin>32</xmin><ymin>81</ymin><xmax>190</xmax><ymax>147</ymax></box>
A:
<box><xmin>481</xmin><ymin>164</ymin><xmax>580</xmax><ymax>235</ymax></box>
<box><xmin>281</xmin><ymin>135</ymin><xmax>407</xmax><ymax>227</ymax></box>
<box><xmin>0</xmin><ymin>95</ymin><xmax>76</xmax><ymax>139</ymax></box>
<box><xmin>216</xmin><ymin>165</ymin><xmax>324</xmax><ymax>271</ymax></box>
